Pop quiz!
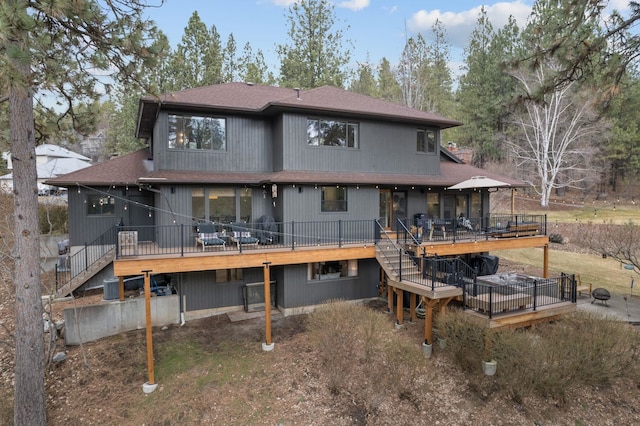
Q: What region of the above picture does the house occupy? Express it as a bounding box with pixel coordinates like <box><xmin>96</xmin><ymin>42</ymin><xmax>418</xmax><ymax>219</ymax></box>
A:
<box><xmin>47</xmin><ymin>83</ymin><xmax>575</xmax><ymax>342</ymax></box>
<box><xmin>1</xmin><ymin>143</ymin><xmax>91</xmax><ymax>194</ymax></box>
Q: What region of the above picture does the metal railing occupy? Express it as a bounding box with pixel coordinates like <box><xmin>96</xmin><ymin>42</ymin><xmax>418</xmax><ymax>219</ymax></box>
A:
<box><xmin>115</xmin><ymin>219</ymin><xmax>379</xmax><ymax>258</ymax></box>
<box><xmin>55</xmin><ymin>228</ymin><xmax>117</xmax><ymax>292</ymax></box>
<box><xmin>376</xmin><ymin>220</ymin><xmax>477</xmax><ymax>291</ymax></box>
<box><xmin>463</xmin><ymin>273</ymin><xmax>576</xmax><ymax>318</ymax></box>
<box><xmin>398</xmin><ymin>214</ymin><xmax>547</xmax><ymax>243</ymax></box>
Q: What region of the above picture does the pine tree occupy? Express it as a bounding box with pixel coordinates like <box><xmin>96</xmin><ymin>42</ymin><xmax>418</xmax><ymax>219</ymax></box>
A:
<box><xmin>0</xmin><ymin>2</ymin><xmax>164</xmax><ymax>423</ymax></box>
<box><xmin>277</xmin><ymin>0</ymin><xmax>352</xmax><ymax>88</ymax></box>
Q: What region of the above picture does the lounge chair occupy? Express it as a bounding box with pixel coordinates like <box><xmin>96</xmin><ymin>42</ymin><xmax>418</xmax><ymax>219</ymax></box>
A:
<box><xmin>231</xmin><ymin>231</ymin><xmax>259</xmax><ymax>247</ymax></box>
<box><xmin>195</xmin><ymin>224</ymin><xmax>226</xmax><ymax>251</ymax></box>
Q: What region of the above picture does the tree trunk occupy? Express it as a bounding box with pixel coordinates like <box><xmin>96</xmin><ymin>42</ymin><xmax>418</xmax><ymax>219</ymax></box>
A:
<box><xmin>9</xmin><ymin>28</ymin><xmax>47</xmax><ymax>426</ymax></box>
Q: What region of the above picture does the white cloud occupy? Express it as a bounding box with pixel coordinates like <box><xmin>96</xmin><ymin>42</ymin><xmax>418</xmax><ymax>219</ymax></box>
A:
<box><xmin>337</xmin><ymin>0</ymin><xmax>370</xmax><ymax>11</ymax></box>
<box><xmin>407</xmin><ymin>1</ymin><xmax>532</xmax><ymax>49</ymax></box>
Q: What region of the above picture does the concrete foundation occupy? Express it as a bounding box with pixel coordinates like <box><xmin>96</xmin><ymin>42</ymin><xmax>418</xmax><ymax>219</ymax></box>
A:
<box><xmin>64</xmin><ymin>295</ymin><xmax>180</xmax><ymax>345</ymax></box>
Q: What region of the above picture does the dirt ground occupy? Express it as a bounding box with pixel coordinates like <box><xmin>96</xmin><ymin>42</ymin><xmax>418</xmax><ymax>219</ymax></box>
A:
<box><xmin>2</xmin><ymin>193</ymin><xmax>640</xmax><ymax>425</ymax></box>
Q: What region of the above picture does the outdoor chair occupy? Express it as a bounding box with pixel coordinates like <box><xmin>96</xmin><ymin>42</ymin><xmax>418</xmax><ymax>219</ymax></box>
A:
<box><xmin>231</xmin><ymin>231</ymin><xmax>259</xmax><ymax>247</ymax></box>
<box><xmin>195</xmin><ymin>224</ymin><xmax>226</xmax><ymax>251</ymax></box>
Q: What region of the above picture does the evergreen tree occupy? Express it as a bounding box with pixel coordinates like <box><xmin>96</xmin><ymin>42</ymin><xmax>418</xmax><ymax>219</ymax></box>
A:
<box><xmin>349</xmin><ymin>55</ymin><xmax>378</xmax><ymax>97</ymax></box>
<box><xmin>165</xmin><ymin>12</ymin><xmax>222</xmax><ymax>90</ymax></box>
<box><xmin>277</xmin><ymin>0</ymin><xmax>352</xmax><ymax>88</ymax></box>
<box><xmin>238</xmin><ymin>42</ymin><xmax>276</xmax><ymax>85</ymax></box>
<box><xmin>377</xmin><ymin>57</ymin><xmax>402</xmax><ymax>103</ymax></box>
<box><xmin>0</xmin><ymin>2</ymin><xmax>164</xmax><ymax>423</ymax></box>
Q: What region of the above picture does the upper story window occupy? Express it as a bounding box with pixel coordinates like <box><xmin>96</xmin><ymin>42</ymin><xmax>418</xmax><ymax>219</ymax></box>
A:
<box><xmin>87</xmin><ymin>194</ymin><xmax>115</xmax><ymax>216</ymax></box>
<box><xmin>417</xmin><ymin>128</ymin><xmax>438</xmax><ymax>154</ymax></box>
<box><xmin>307</xmin><ymin>118</ymin><xmax>359</xmax><ymax>148</ymax></box>
<box><xmin>168</xmin><ymin>114</ymin><xmax>226</xmax><ymax>150</ymax></box>
<box><xmin>321</xmin><ymin>186</ymin><xmax>347</xmax><ymax>212</ymax></box>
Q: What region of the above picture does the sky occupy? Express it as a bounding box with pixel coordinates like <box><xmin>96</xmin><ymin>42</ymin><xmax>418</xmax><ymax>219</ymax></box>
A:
<box><xmin>147</xmin><ymin>0</ymin><xmax>633</xmax><ymax>79</ymax></box>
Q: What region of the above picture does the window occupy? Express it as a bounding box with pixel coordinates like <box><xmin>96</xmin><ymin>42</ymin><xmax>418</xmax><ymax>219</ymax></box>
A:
<box><xmin>87</xmin><ymin>194</ymin><xmax>115</xmax><ymax>215</ymax></box>
<box><xmin>308</xmin><ymin>260</ymin><xmax>357</xmax><ymax>280</ymax></box>
<box><xmin>215</xmin><ymin>269</ymin><xmax>243</xmax><ymax>282</ymax></box>
<box><xmin>321</xmin><ymin>186</ymin><xmax>347</xmax><ymax>212</ymax></box>
<box><xmin>307</xmin><ymin>118</ymin><xmax>358</xmax><ymax>148</ymax></box>
<box><xmin>168</xmin><ymin>114</ymin><xmax>226</xmax><ymax>150</ymax></box>
<box><xmin>191</xmin><ymin>188</ymin><xmax>250</xmax><ymax>224</ymax></box>
<box><xmin>417</xmin><ymin>128</ymin><xmax>437</xmax><ymax>153</ymax></box>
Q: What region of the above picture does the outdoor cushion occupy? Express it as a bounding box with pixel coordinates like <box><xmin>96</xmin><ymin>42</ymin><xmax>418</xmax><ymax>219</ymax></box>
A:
<box><xmin>199</xmin><ymin>233</ymin><xmax>225</xmax><ymax>245</ymax></box>
<box><xmin>232</xmin><ymin>231</ymin><xmax>259</xmax><ymax>245</ymax></box>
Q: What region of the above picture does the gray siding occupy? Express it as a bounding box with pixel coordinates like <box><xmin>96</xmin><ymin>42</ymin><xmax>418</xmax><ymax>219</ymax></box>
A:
<box><xmin>280</xmin><ymin>260</ymin><xmax>379</xmax><ymax>308</ymax></box>
<box><xmin>179</xmin><ymin>267</ymin><xmax>264</xmax><ymax>311</ymax></box>
<box><xmin>280</xmin><ymin>185</ymin><xmax>379</xmax><ymax>223</ymax></box>
<box><xmin>280</xmin><ymin>113</ymin><xmax>440</xmax><ymax>175</ymax></box>
<box><xmin>153</xmin><ymin>112</ymin><xmax>273</xmax><ymax>172</ymax></box>
<box><xmin>68</xmin><ymin>187</ymin><xmax>123</xmax><ymax>245</ymax></box>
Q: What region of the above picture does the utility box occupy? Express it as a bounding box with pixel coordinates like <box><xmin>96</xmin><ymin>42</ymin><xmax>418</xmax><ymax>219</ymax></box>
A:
<box><xmin>103</xmin><ymin>277</ymin><xmax>119</xmax><ymax>300</ymax></box>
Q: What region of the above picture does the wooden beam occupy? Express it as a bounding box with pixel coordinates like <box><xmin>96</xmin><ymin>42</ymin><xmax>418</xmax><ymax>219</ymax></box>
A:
<box><xmin>263</xmin><ymin>262</ymin><xmax>272</xmax><ymax>346</ymax></box>
<box><xmin>396</xmin><ymin>288</ymin><xmax>404</xmax><ymax>325</ymax></box>
<box><xmin>118</xmin><ymin>276</ymin><xmax>124</xmax><ymax>301</ymax></box>
<box><xmin>424</xmin><ymin>299</ymin><xmax>439</xmax><ymax>345</ymax></box>
<box><xmin>410</xmin><ymin>293</ymin><xmax>417</xmax><ymax>323</ymax></box>
<box><xmin>543</xmin><ymin>244</ymin><xmax>549</xmax><ymax>278</ymax></box>
<box><xmin>114</xmin><ymin>245</ymin><xmax>375</xmax><ymax>276</ymax></box>
<box><xmin>143</xmin><ymin>270</ymin><xmax>155</xmax><ymax>385</ymax></box>
<box><xmin>417</xmin><ymin>236</ymin><xmax>549</xmax><ymax>257</ymax></box>
<box><xmin>387</xmin><ymin>283</ymin><xmax>393</xmax><ymax>313</ymax></box>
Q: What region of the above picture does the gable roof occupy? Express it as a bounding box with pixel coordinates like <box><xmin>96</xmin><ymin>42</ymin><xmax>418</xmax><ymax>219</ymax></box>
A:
<box><xmin>45</xmin><ymin>147</ymin><xmax>523</xmax><ymax>189</ymax></box>
<box><xmin>35</xmin><ymin>144</ymin><xmax>91</xmax><ymax>161</ymax></box>
<box><xmin>137</xmin><ymin>82</ymin><xmax>463</xmax><ymax>139</ymax></box>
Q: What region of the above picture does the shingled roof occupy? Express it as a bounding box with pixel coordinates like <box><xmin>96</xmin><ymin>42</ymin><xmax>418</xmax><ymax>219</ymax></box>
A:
<box><xmin>137</xmin><ymin>82</ymin><xmax>462</xmax><ymax>139</ymax></box>
<box><xmin>46</xmin><ymin>148</ymin><xmax>523</xmax><ymax>189</ymax></box>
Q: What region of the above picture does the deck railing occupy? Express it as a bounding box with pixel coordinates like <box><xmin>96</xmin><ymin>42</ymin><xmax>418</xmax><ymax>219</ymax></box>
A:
<box><xmin>115</xmin><ymin>219</ymin><xmax>379</xmax><ymax>258</ymax></box>
<box><xmin>398</xmin><ymin>213</ymin><xmax>547</xmax><ymax>243</ymax></box>
<box><xmin>462</xmin><ymin>273</ymin><xmax>576</xmax><ymax>318</ymax></box>
<box><xmin>55</xmin><ymin>228</ymin><xmax>117</xmax><ymax>292</ymax></box>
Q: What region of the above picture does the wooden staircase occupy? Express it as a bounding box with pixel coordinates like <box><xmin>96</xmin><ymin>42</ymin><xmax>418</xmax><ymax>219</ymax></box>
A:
<box><xmin>55</xmin><ymin>249</ymin><xmax>115</xmax><ymax>297</ymax></box>
<box><xmin>374</xmin><ymin>233</ymin><xmax>462</xmax><ymax>300</ymax></box>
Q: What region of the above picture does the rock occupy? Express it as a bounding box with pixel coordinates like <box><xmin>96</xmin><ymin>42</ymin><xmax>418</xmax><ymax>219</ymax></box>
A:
<box><xmin>52</xmin><ymin>352</ymin><xmax>66</xmax><ymax>363</ymax></box>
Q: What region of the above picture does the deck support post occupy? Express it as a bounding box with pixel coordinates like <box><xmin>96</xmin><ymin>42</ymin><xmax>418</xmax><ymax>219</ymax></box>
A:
<box><xmin>142</xmin><ymin>270</ymin><xmax>157</xmax><ymax>393</ymax></box>
<box><xmin>387</xmin><ymin>284</ymin><xmax>393</xmax><ymax>313</ymax></box>
<box><xmin>262</xmin><ymin>262</ymin><xmax>274</xmax><ymax>351</ymax></box>
<box><xmin>409</xmin><ymin>293</ymin><xmax>417</xmax><ymax>323</ymax></box>
<box><xmin>543</xmin><ymin>244</ymin><xmax>549</xmax><ymax>278</ymax></box>
<box><xmin>118</xmin><ymin>276</ymin><xmax>125</xmax><ymax>301</ymax></box>
<box><xmin>396</xmin><ymin>288</ymin><xmax>404</xmax><ymax>325</ymax></box>
<box><xmin>424</xmin><ymin>298</ymin><xmax>439</xmax><ymax>345</ymax></box>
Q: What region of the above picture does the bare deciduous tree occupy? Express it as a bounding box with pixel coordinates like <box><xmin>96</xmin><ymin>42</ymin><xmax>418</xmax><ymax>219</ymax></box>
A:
<box><xmin>577</xmin><ymin>220</ymin><xmax>640</xmax><ymax>274</ymax></box>
<box><xmin>509</xmin><ymin>62</ymin><xmax>604</xmax><ymax>206</ymax></box>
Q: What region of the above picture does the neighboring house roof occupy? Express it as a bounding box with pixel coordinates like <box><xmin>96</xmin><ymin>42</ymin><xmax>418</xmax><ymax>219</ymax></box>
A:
<box><xmin>137</xmin><ymin>82</ymin><xmax>463</xmax><ymax>139</ymax></box>
<box><xmin>35</xmin><ymin>144</ymin><xmax>91</xmax><ymax>162</ymax></box>
<box><xmin>45</xmin><ymin>148</ymin><xmax>524</xmax><ymax>189</ymax></box>
<box><xmin>45</xmin><ymin>149</ymin><xmax>153</xmax><ymax>187</ymax></box>
<box><xmin>2</xmin><ymin>157</ymin><xmax>92</xmax><ymax>190</ymax></box>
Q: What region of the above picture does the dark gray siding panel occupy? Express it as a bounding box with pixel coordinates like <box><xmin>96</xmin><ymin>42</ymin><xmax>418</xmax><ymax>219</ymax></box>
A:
<box><xmin>281</xmin><ymin>260</ymin><xmax>379</xmax><ymax>308</ymax></box>
<box><xmin>272</xmin><ymin>116</ymin><xmax>284</xmax><ymax>171</ymax></box>
<box><xmin>180</xmin><ymin>268</ymin><xmax>264</xmax><ymax>311</ymax></box>
<box><xmin>281</xmin><ymin>114</ymin><xmax>440</xmax><ymax>175</ymax></box>
<box><xmin>154</xmin><ymin>112</ymin><xmax>272</xmax><ymax>172</ymax></box>
<box><xmin>280</xmin><ymin>185</ymin><xmax>379</xmax><ymax>223</ymax></box>
<box><xmin>68</xmin><ymin>187</ymin><xmax>121</xmax><ymax>246</ymax></box>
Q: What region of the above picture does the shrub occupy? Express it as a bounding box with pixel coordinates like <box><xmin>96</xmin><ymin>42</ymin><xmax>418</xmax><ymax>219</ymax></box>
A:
<box><xmin>549</xmin><ymin>233</ymin><xmax>564</xmax><ymax>243</ymax></box>
<box><xmin>435</xmin><ymin>310</ymin><xmax>640</xmax><ymax>403</ymax></box>
<box><xmin>306</xmin><ymin>300</ymin><xmax>432</xmax><ymax>418</ymax></box>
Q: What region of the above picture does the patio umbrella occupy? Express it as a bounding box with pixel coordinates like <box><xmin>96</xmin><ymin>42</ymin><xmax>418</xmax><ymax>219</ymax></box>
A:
<box><xmin>448</xmin><ymin>176</ymin><xmax>511</xmax><ymax>190</ymax></box>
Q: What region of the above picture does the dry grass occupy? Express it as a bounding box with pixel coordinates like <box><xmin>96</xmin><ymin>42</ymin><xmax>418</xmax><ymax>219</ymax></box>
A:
<box><xmin>435</xmin><ymin>309</ymin><xmax>640</xmax><ymax>404</ymax></box>
<box><xmin>497</xmin><ymin>248</ymin><xmax>634</xmax><ymax>295</ymax></box>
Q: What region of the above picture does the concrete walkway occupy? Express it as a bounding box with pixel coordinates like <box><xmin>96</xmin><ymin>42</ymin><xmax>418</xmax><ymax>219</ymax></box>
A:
<box><xmin>576</xmin><ymin>291</ymin><xmax>640</xmax><ymax>323</ymax></box>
